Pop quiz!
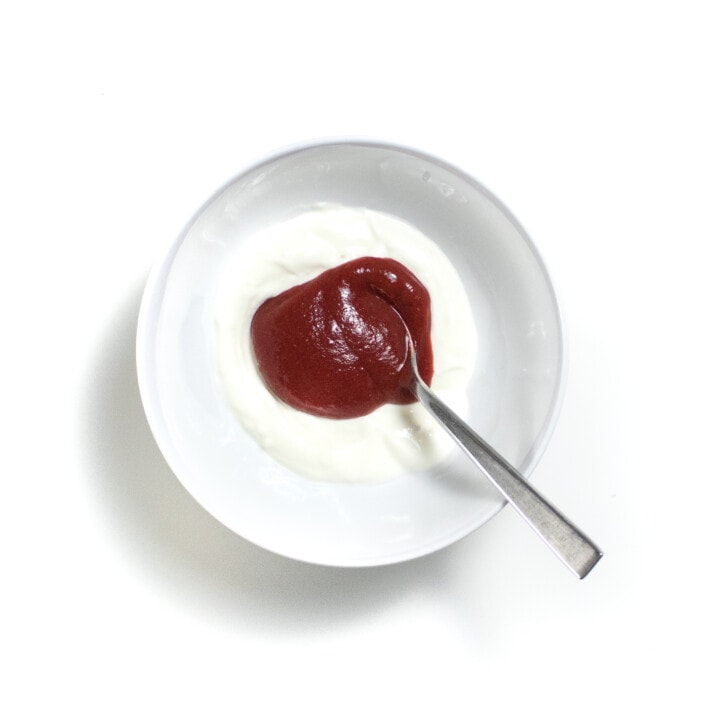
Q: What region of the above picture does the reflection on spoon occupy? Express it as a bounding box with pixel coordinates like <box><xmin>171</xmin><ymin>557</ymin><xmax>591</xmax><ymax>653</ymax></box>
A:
<box><xmin>399</xmin><ymin>318</ymin><xmax>602</xmax><ymax>579</ymax></box>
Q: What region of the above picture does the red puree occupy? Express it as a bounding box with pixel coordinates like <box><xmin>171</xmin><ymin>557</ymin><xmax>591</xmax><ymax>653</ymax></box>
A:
<box><xmin>251</xmin><ymin>256</ymin><xmax>433</xmax><ymax>419</ymax></box>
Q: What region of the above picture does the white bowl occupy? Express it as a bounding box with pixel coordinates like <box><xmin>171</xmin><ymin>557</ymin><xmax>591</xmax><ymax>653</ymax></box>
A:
<box><xmin>136</xmin><ymin>140</ymin><xmax>565</xmax><ymax>567</ymax></box>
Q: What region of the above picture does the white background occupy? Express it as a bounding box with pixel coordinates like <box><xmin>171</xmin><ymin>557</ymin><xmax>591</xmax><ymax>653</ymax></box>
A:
<box><xmin>3</xmin><ymin>1</ymin><xmax>719</xmax><ymax>717</ymax></box>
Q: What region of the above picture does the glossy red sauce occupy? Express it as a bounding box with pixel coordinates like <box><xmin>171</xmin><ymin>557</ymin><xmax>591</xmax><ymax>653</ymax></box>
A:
<box><xmin>251</xmin><ymin>256</ymin><xmax>433</xmax><ymax>419</ymax></box>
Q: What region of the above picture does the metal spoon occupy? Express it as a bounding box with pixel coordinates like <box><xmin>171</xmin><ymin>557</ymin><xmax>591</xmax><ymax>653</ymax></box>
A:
<box><xmin>400</xmin><ymin>324</ymin><xmax>602</xmax><ymax>579</ymax></box>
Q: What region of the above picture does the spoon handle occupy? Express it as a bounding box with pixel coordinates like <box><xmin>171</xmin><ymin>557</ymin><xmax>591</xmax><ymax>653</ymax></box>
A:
<box><xmin>412</xmin><ymin>379</ymin><xmax>602</xmax><ymax>579</ymax></box>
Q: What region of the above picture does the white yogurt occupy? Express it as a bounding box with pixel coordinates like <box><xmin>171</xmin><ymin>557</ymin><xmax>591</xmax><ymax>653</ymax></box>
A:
<box><xmin>215</xmin><ymin>205</ymin><xmax>478</xmax><ymax>482</ymax></box>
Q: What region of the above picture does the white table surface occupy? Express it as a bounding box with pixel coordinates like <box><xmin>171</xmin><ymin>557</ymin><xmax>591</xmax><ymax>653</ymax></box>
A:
<box><xmin>3</xmin><ymin>2</ymin><xmax>718</xmax><ymax>717</ymax></box>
